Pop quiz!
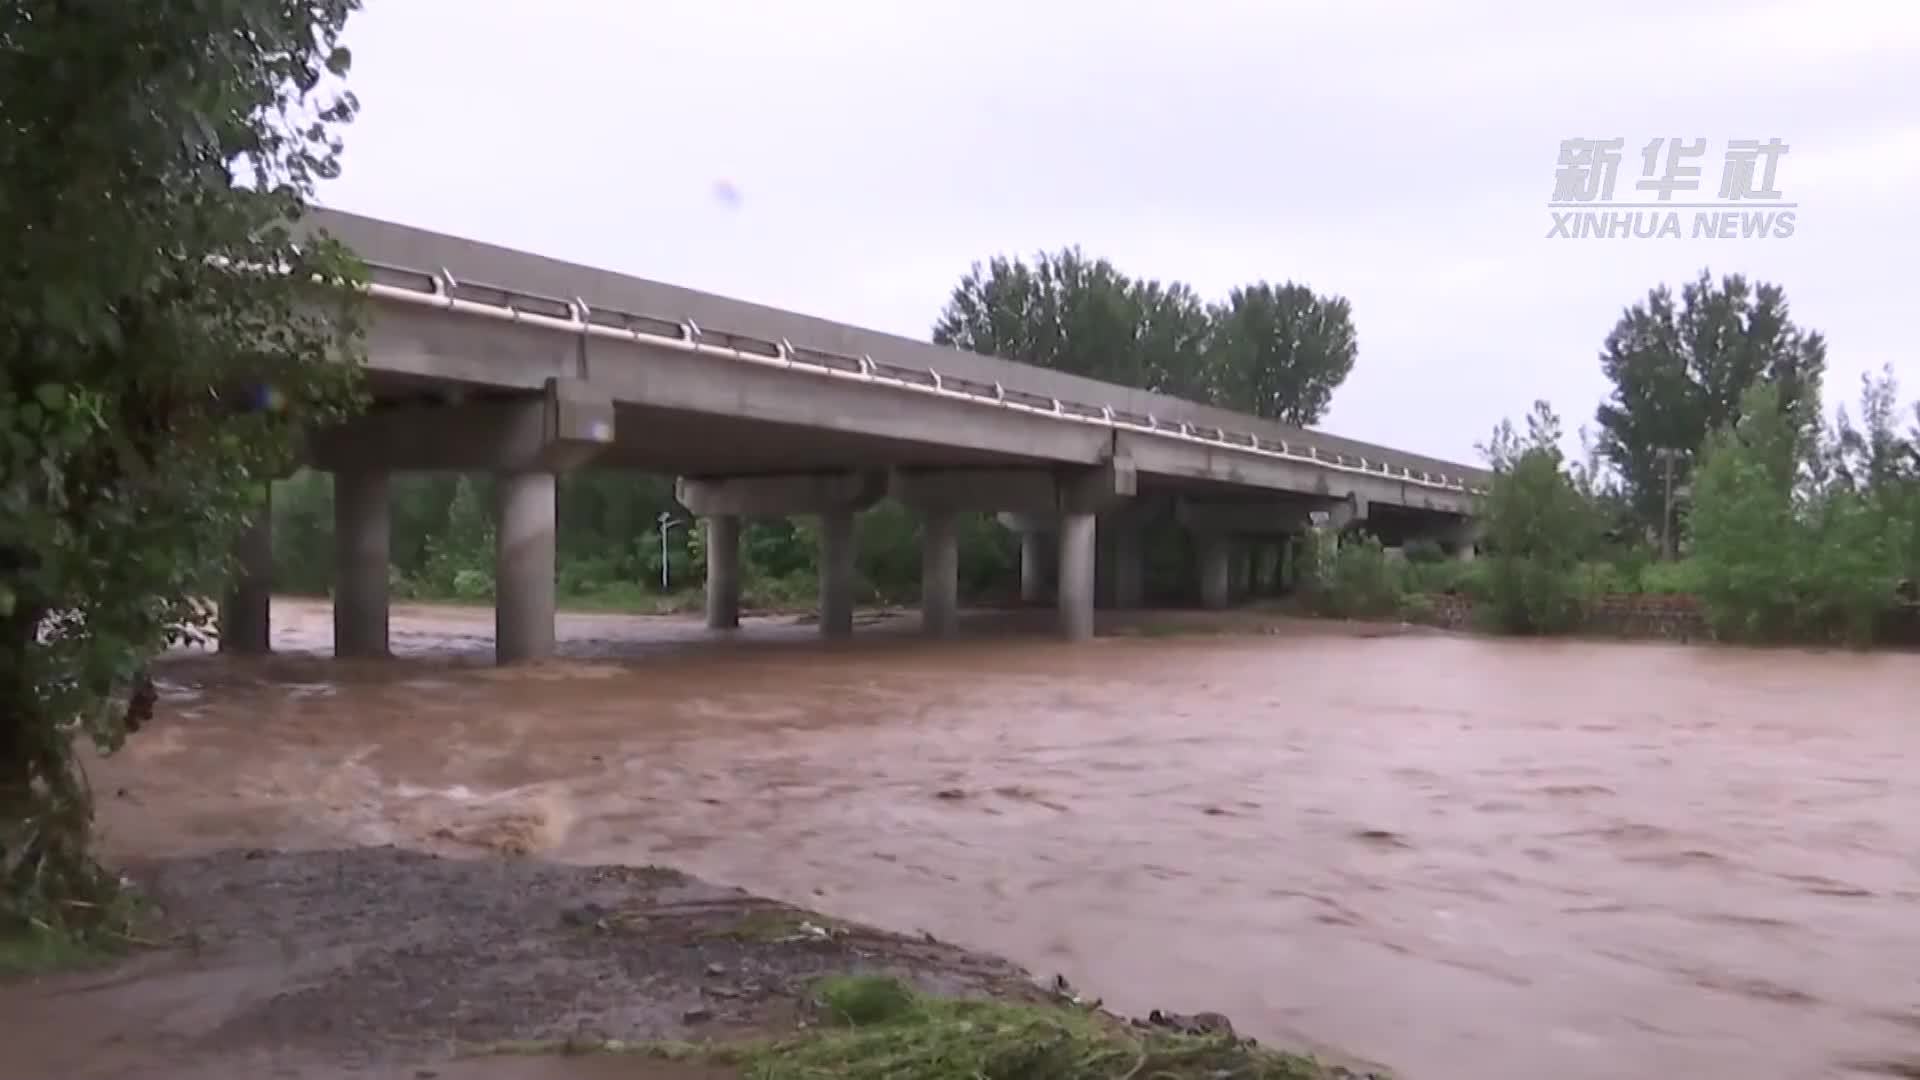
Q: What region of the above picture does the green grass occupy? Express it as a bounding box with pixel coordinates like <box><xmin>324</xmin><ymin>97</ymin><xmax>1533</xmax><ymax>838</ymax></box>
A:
<box><xmin>745</xmin><ymin>975</ymin><xmax>1330</xmax><ymax>1080</ymax></box>
<box><xmin>477</xmin><ymin>975</ymin><xmax>1337</xmax><ymax>1080</ymax></box>
<box><xmin>0</xmin><ymin>926</ymin><xmax>123</xmax><ymax>977</ymax></box>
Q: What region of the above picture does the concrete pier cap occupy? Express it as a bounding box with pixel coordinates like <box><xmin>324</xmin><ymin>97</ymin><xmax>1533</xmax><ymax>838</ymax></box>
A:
<box><xmin>674</xmin><ymin>470</ymin><xmax>886</xmax><ymax>642</ymax></box>
<box><xmin>308</xmin><ymin>376</ymin><xmax>615</xmax><ymax>474</ymax></box>
<box><xmin>896</xmin><ymin>453</ymin><xmax>1134</xmax><ymax>643</ymax></box>
<box><xmin>673</xmin><ymin>470</ymin><xmax>887</xmax><ymax>518</ymax></box>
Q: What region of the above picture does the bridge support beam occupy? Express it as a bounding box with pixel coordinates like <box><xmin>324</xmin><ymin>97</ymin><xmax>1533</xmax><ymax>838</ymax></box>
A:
<box><xmin>819</xmin><ymin>507</ymin><xmax>857</xmax><ymax>640</ymax></box>
<box><xmin>496</xmin><ymin>471</ymin><xmax>557</xmax><ymax>664</ymax></box>
<box><xmin>1197</xmin><ymin>534</ymin><xmax>1233</xmax><ymax>611</ymax></box>
<box><xmin>1058</xmin><ymin>512</ymin><xmax>1097</xmax><ymax>642</ymax></box>
<box><xmin>920</xmin><ymin>507</ymin><xmax>959</xmax><ymax>638</ymax></box>
<box><xmin>219</xmin><ymin>489</ymin><xmax>273</xmax><ymax>655</ymax></box>
<box><xmin>704</xmin><ymin>515</ymin><xmax>742</xmax><ymax>630</ymax></box>
<box><xmin>1325</xmin><ymin>493</ymin><xmax>1370</xmax><ymax>533</ymax></box>
<box><xmin>1097</xmin><ymin>521</ymin><xmax>1146</xmax><ymax>610</ymax></box>
<box><xmin>1019</xmin><ymin>530</ymin><xmax>1052</xmax><ymax>605</ymax></box>
<box><xmin>308</xmin><ymin>377</ymin><xmax>616</xmax><ymax>474</ymax></box>
<box><xmin>897</xmin><ymin>459</ymin><xmax>1133</xmax><ymax>641</ymax></box>
<box><xmin>677</xmin><ymin>471</ymin><xmax>885</xmax><ymax>640</ymax></box>
<box><xmin>1443</xmin><ymin>517</ymin><xmax>1479</xmax><ymax>562</ymax></box>
<box><xmin>333</xmin><ymin>468</ymin><xmax>391</xmax><ymax>658</ymax></box>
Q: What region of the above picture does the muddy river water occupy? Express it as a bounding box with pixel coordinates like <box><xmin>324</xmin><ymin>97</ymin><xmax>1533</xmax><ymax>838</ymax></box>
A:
<box><xmin>89</xmin><ymin>599</ymin><xmax>1920</xmax><ymax>1080</ymax></box>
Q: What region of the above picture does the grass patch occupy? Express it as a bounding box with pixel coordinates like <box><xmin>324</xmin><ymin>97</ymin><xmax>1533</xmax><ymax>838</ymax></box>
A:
<box><xmin>813</xmin><ymin>973</ymin><xmax>918</xmax><ymax>1026</ymax></box>
<box><xmin>0</xmin><ymin>925</ymin><xmax>124</xmax><ymax>977</ymax></box>
<box><xmin>474</xmin><ymin>975</ymin><xmax>1342</xmax><ymax>1080</ymax></box>
<box><xmin>749</xmin><ymin>975</ymin><xmax>1331</xmax><ymax>1079</ymax></box>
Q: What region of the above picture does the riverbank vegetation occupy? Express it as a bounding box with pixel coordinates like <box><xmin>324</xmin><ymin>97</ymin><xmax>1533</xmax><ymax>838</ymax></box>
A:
<box><xmin>1453</xmin><ymin>273</ymin><xmax>1919</xmax><ymax>647</ymax></box>
<box><xmin>493</xmin><ymin>973</ymin><xmax>1335</xmax><ymax>1080</ymax></box>
<box><xmin>1</xmin><ymin>3</ymin><xmax>368</xmax><ymax>947</ymax></box>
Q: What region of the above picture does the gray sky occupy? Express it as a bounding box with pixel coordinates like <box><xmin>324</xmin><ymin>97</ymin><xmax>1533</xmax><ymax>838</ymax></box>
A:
<box><xmin>319</xmin><ymin>0</ymin><xmax>1919</xmax><ymax>467</ymax></box>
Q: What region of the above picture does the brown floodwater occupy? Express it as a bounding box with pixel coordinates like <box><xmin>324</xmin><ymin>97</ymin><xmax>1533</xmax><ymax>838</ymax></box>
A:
<box><xmin>85</xmin><ymin>599</ymin><xmax>1920</xmax><ymax>1080</ymax></box>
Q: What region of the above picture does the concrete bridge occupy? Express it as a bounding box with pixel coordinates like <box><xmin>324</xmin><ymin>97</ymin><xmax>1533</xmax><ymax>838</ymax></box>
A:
<box><xmin>218</xmin><ymin>208</ymin><xmax>1491</xmax><ymax>663</ymax></box>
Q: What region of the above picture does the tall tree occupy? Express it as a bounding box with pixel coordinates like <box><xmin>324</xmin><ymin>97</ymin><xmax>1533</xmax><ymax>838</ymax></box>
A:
<box><xmin>1474</xmin><ymin>401</ymin><xmax>1602</xmax><ymax>633</ymax></box>
<box><xmin>1593</xmin><ymin>270</ymin><xmax>1826</xmax><ymax>533</ymax></box>
<box><xmin>1204</xmin><ymin>282</ymin><xmax>1358</xmax><ymax>426</ymax></box>
<box><xmin>932</xmin><ymin>248</ymin><xmax>1150</xmax><ymax>385</ymax></box>
<box><xmin>1127</xmin><ymin>277</ymin><xmax>1213</xmax><ymax>400</ymax></box>
<box><xmin>1</xmin><ymin>0</ymin><xmax>366</xmax><ymax>934</ymax></box>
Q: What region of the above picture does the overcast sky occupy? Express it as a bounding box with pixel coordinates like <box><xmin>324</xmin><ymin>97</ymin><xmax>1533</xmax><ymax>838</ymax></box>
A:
<box><xmin>318</xmin><ymin>0</ymin><xmax>1918</xmax><ymax>467</ymax></box>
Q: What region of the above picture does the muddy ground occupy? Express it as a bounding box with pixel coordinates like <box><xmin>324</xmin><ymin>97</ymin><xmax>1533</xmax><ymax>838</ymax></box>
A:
<box><xmin>5</xmin><ymin>846</ymin><xmax>1062</xmax><ymax>1080</ymax></box>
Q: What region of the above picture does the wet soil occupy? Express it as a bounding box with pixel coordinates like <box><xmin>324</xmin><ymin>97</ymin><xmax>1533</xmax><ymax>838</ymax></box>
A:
<box><xmin>4</xmin><ymin>846</ymin><xmax>1053</xmax><ymax>1080</ymax></box>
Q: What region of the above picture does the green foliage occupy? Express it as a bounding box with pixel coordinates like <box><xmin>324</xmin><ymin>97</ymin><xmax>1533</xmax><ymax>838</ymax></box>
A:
<box><xmin>1305</xmin><ymin>534</ymin><xmax>1405</xmax><ymax>619</ymax></box>
<box><xmin>932</xmin><ymin>252</ymin><xmax>1357</xmax><ymax>426</ymax></box>
<box><xmin>1403</xmin><ymin>557</ymin><xmax>1479</xmax><ymax>597</ymax></box>
<box><xmin>738</xmin><ymin>978</ymin><xmax>1329</xmax><ymax>1080</ymax></box>
<box><xmin>1203</xmin><ymin>282</ymin><xmax>1359</xmax><ymax>425</ymax></box>
<box><xmin>813</xmin><ymin>973</ymin><xmax>920</xmax><ymax>1026</ymax></box>
<box><xmin>1475</xmin><ymin>402</ymin><xmax>1601</xmax><ymax>634</ymax></box>
<box><xmin>1637</xmin><ymin>557</ymin><xmax>1705</xmax><ymax>594</ymax></box>
<box><xmin>1593</xmin><ymin>270</ymin><xmax>1827</xmax><ymax>535</ymax></box>
<box><xmin>1690</xmin><ymin>381</ymin><xmax>1911</xmax><ymax>644</ymax></box>
<box><xmin>1</xmin><ymin>0</ymin><xmax>366</xmax><ymax>936</ymax></box>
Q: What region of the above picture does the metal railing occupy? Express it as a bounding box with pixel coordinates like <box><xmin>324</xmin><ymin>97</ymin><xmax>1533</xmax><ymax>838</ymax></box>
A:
<box><xmin>360</xmin><ymin>261</ymin><xmax>1486</xmax><ymax>496</ymax></box>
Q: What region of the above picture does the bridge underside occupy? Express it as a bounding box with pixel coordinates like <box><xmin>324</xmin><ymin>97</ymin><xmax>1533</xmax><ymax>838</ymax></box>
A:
<box><xmin>223</xmin><ymin>210</ymin><xmax>1488</xmax><ymax>664</ymax></box>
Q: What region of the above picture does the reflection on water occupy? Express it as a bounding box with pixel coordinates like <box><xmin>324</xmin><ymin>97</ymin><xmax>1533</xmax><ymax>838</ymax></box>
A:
<box><xmin>98</xmin><ymin>599</ymin><xmax>1920</xmax><ymax>1080</ymax></box>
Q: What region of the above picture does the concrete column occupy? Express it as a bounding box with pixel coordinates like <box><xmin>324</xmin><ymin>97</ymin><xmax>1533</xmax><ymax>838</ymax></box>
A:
<box><xmin>1019</xmin><ymin>530</ymin><xmax>1050</xmax><ymax>605</ymax></box>
<box><xmin>1110</xmin><ymin>525</ymin><xmax>1145</xmax><ymax>609</ymax></box>
<box><xmin>818</xmin><ymin>507</ymin><xmax>856</xmax><ymax>640</ymax></box>
<box><xmin>333</xmin><ymin>469</ymin><xmax>390</xmax><ymax>658</ymax></box>
<box><xmin>1197</xmin><ymin>534</ymin><xmax>1232</xmax><ymax>610</ymax></box>
<box><xmin>704</xmin><ymin>515</ymin><xmax>741</xmax><ymax>630</ymax></box>
<box><xmin>1057</xmin><ymin>512</ymin><xmax>1096</xmax><ymax>641</ymax></box>
<box><xmin>219</xmin><ymin>490</ymin><xmax>273</xmax><ymax>655</ymax></box>
<box><xmin>495</xmin><ymin>471</ymin><xmax>557</xmax><ymax>665</ymax></box>
<box><xmin>920</xmin><ymin>507</ymin><xmax>959</xmax><ymax>638</ymax></box>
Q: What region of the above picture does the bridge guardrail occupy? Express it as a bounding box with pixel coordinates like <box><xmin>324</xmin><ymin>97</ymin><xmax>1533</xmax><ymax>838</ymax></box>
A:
<box><xmin>358</xmin><ymin>260</ymin><xmax>1487</xmax><ymax>497</ymax></box>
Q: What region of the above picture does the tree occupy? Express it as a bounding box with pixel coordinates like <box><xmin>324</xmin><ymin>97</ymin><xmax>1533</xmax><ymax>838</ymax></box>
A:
<box><xmin>1127</xmin><ymin>278</ymin><xmax>1213</xmax><ymax>400</ymax></box>
<box><xmin>932</xmin><ymin>249</ymin><xmax>1153</xmax><ymax>385</ymax></box>
<box><xmin>1593</xmin><ymin>270</ymin><xmax>1826</xmax><ymax>535</ymax></box>
<box><xmin>931</xmin><ymin>254</ymin><xmax>1359</xmax><ymax>425</ymax></box>
<box><xmin>1203</xmin><ymin>282</ymin><xmax>1358</xmax><ymax>426</ymax></box>
<box><xmin>1692</xmin><ymin>380</ymin><xmax>1907</xmax><ymax>643</ymax></box>
<box><xmin>1</xmin><ymin>1</ymin><xmax>366</xmax><ymax>935</ymax></box>
<box><xmin>1474</xmin><ymin>401</ymin><xmax>1601</xmax><ymax>633</ymax></box>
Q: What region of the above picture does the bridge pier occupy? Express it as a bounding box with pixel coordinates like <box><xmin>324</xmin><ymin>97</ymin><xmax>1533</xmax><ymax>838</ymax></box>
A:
<box><xmin>906</xmin><ymin>460</ymin><xmax>1132</xmax><ymax>642</ymax></box>
<box><xmin>704</xmin><ymin>515</ymin><xmax>742</xmax><ymax>630</ymax></box>
<box><xmin>495</xmin><ymin>471</ymin><xmax>557</xmax><ymax>664</ymax></box>
<box><xmin>1196</xmin><ymin>534</ymin><xmax>1233</xmax><ymax>610</ymax></box>
<box><xmin>1098</xmin><ymin>524</ymin><xmax>1145</xmax><ymax>610</ymax></box>
<box><xmin>1057</xmin><ymin>512</ymin><xmax>1097</xmax><ymax>641</ymax></box>
<box><xmin>308</xmin><ymin>378</ymin><xmax>616</xmax><ymax>666</ymax></box>
<box><xmin>919</xmin><ymin>507</ymin><xmax>960</xmax><ymax>637</ymax></box>
<box><xmin>333</xmin><ymin>468</ymin><xmax>391</xmax><ymax>658</ymax></box>
<box><xmin>219</xmin><ymin>489</ymin><xmax>274</xmax><ymax>655</ymax></box>
<box><xmin>1019</xmin><ymin>530</ymin><xmax>1052</xmax><ymax>605</ymax></box>
<box><xmin>677</xmin><ymin>472</ymin><xmax>885</xmax><ymax>640</ymax></box>
<box><xmin>1444</xmin><ymin>517</ymin><xmax>1479</xmax><ymax>561</ymax></box>
<box><xmin>818</xmin><ymin>507</ymin><xmax>857</xmax><ymax>640</ymax></box>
